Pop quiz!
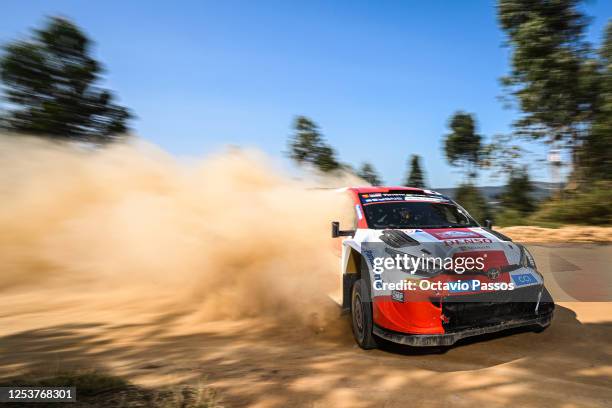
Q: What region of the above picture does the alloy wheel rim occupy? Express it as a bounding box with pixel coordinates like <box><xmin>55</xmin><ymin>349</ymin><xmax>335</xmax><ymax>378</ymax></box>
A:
<box><xmin>353</xmin><ymin>292</ymin><xmax>364</xmax><ymax>338</ymax></box>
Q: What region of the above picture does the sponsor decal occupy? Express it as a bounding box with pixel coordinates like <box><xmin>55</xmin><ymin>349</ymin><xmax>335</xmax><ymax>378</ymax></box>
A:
<box><xmin>403</xmin><ymin>195</ymin><xmax>446</xmax><ymax>202</ymax></box>
<box><xmin>456</xmin><ymin>244</ymin><xmax>494</xmax><ymax>251</ymax></box>
<box><xmin>428</xmin><ymin>230</ymin><xmax>484</xmax><ymax>240</ymax></box>
<box><xmin>362</xmin><ymin>249</ymin><xmax>375</xmax><ymax>266</ymax></box>
<box><xmin>512</xmin><ymin>273</ymin><xmax>538</xmax><ymax>286</ymax></box>
<box><xmin>362</xmin><ymin>196</ymin><xmax>404</xmax><ymax>204</ymax></box>
<box><xmin>391</xmin><ymin>290</ymin><xmax>404</xmax><ymax>302</ymax></box>
<box><xmin>363</xmin><ymin>249</ymin><xmax>384</xmax><ymax>289</ymax></box>
<box><xmin>435</xmin><ymin>230</ymin><xmax>482</xmax><ymax>239</ymax></box>
<box><xmin>443</xmin><ymin>238</ymin><xmax>493</xmax><ymax>247</ymax></box>
<box><xmin>360</xmin><ymin>193</ymin><xmax>449</xmax><ymax>204</ymax></box>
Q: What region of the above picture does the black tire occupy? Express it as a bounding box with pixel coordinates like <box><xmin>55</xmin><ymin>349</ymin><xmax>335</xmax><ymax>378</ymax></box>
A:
<box><xmin>351</xmin><ymin>278</ymin><xmax>378</xmax><ymax>349</ymax></box>
<box><xmin>533</xmin><ymin>325</ymin><xmax>549</xmax><ymax>333</ymax></box>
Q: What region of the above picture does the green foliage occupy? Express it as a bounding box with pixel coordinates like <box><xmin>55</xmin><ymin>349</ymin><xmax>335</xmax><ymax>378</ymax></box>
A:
<box><xmin>496</xmin><ymin>2</ymin><xmax>612</xmax><ymax>186</ymax></box>
<box><xmin>497</xmin><ymin>0</ymin><xmax>594</xmax><ymax>145</ymax></box>
<box><xmin>0</xmin><ymin>17</ymin><xmax>131</xmax><ymax>142</ymax></box>
<box><xmin>357</xmin><ymin>162</ymin><xmax>382</xmax><ymax>185</ymax></box>
<box><xmin>480</xmin><ymin>133</ymin><xmax>529</xmax><ymax>178</ymax></box>
<box><xmin>405</xmin><ymin>154</ymin><xmax>426</xmax><ymax>188</ymax></box>
<box><xmin>288</xmin><ymin>116</ymin><xmax>340</xmax><ymax>173</ymax></box>
<box><xmin>528</xmin><ymin>182</ymin><xmax>612</xmax><ymax>225</ymax></box>
<box><xmin>443</xmin><ymin>112</ymin><xmax>482</xmax><ymax>179</ymax></box>
<box><xmin>495</xmin><ymin>208</ymin><xmax>563</xmax><ymax>228</ymax></box>
<box><xmin>494</xmin><ymin>208</ymin><xmax>524</xmax><ymax>227</ymax></box>
<box><xmin>581</xmin><ymin>21</ymin><xmax>612</xmax><ymax>182</ymax></box>
<box><xmin>454</xmin><ymin>184</ymin><xmax>490</xmax><ymax>224</ymax></box>
<box><xmin>499</xmin><ymin>168</ymin><xmax>536</xmax><ymax>215</ymax></box>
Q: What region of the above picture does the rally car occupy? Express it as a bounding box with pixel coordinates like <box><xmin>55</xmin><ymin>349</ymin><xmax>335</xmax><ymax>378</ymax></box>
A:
<box><xmin>332</xmin><ymin>186</ymin><xmax>554</xmax><ymax>349</ymax></box>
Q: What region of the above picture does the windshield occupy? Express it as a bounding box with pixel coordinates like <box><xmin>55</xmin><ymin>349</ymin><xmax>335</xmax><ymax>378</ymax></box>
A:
<box><xmin>362</xmin><ymin>201</ymin><xmax>478</xmax><ymax>229</ymax></box>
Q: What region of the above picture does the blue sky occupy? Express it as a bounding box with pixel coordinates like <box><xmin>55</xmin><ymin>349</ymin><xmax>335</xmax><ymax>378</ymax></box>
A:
<box><xmin>2</xmin><ymin>1</ymin><xmax>611</xmax><ymax>187</ymax></box>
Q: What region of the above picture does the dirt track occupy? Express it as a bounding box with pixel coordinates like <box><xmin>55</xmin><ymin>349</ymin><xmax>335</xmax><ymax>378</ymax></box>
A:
<box><xmin>1</xmin><ymin>246</ymin><xmax>611</xmax><ymax>408</ymax></box>
<box><xmin>2</xmin><ymin>135</ymin><xmax>611</xmax><ymax>407</ymax></box>
<box><xmin>498</xmin><ymin>226</ymin><xmax>612</xmax><ymax>243</ymax></box>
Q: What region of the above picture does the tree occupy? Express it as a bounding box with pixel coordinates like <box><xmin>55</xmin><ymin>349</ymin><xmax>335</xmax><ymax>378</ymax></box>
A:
<box><xmin>404</xmin><ymin>155</ymin><xmax>426</xmax><ymax>188</ymax></box>
<box><xmin>581</xmin><ymin>21</ymin><xmax>612</xmax><ymax>182</ymax></box>
<box><xmin>313</xmin><ymin>145</ymin><xmax>341</xmax><ymax>173</ymax></box>
<box><xmin>499</xmin><ymin>168</ymin><xmax>536</xmax><ymax>214</ymax></box>
<box><xmin>443</xmin><ymin>112</ymin><xmax>482</xmax><ymax>180</ymax></box>
<box><xmin>454</xmin><ymin>184</ymin><xmax>490</xmax><ymax>224</ymax></box>
<box><xmin>480</xmin><ymin>133</ymin><xmax>531</xmax><ymax>179</ymax></box>
<box><xmin>357</xmin><ymin>162</ymin><xmax>382</xmax><ymax>185</ymax></box>
<box><xmin>288</xmin><ymin>116</ymin><xmax>340</xmax><ymax>172</ymax></box>
<box><xmin>0</xmin><ymin>17</ymin><xmax>131</xmax><ymax>142</ymax></box>
<box><xmin>497</xmin><ymin>0</ymin><xmax>596</xmax><ymax>172</ymax></box>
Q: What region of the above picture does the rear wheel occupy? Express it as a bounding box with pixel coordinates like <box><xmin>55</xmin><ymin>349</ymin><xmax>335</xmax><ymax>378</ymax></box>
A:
<box><xmin>351</xmin><ymin>279</ymin><xmax>378</xmax><ymax>349</ymax></box>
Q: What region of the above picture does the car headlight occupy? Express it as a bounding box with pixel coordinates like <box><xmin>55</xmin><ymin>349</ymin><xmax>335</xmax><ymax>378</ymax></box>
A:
<box><xmin>520</xmin><ymin>245</ymin><xmax>537</xmax><ymax>269</ymax></box>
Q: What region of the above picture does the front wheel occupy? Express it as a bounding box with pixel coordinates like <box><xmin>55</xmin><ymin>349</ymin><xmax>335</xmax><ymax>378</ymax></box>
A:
<box><xmin>351</xmin><ymin>279</ymin><xmax>378</xmax><ymax>349</ymax></box>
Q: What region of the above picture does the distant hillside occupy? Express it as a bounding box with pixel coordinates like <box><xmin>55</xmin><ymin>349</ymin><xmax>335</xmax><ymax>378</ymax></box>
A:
<box><xmin>434</xmin><ymin>181</ymin><xmax>561</xmax><ymax>205</ymax></box>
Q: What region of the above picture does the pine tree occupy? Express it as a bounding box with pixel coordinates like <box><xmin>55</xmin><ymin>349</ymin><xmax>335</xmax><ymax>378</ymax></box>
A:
<box><xmin>0</xmin><ymin>17</ymin><xmax>131</xmax><ymax>142</ymax></box>
<box><xmin>443</xmin><ymin>112</ymin><xmax>482</xmax><ymax>180</ymax></box>
<box><xmin>404</xmin><ymin>155</ymin><xmax>426</xmax><ymax>188</ymax></box>
<box><xmin>288</xmin><ymin>116</ymin><xmax>340</xmax><ymax>172</ymax></box>
<box><xmin>357</xmin><ymin>162</ymin><xmax>382</xmax><ymax>185</ymax></box>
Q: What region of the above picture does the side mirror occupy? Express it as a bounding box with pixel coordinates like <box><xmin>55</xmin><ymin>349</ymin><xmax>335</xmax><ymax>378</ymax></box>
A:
<box><xmin>331</xmin><ymin>221</ymin><xmax>355</xmax><ymax>238</ymax></box>
<box><xmin>484</xmin><ymin>219</ymin><xmax>493</xmax><ymax>229</ymax></box>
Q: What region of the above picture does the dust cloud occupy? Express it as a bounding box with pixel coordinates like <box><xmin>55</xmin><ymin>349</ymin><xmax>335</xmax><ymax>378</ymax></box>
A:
<box><xmin>0</xmin><ymin>135</ymin><xmax>357</xmax><ymax>326</ymax></box>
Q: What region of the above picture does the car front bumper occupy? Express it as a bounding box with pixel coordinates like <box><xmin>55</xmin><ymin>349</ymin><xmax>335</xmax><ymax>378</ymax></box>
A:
<box><xmin>373</xmin><ymin>309</ymin><xmax>553</xmax><ymax>347</ymax></box>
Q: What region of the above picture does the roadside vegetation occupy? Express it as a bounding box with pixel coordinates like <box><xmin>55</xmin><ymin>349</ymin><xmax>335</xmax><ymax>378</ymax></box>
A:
<box><xmin>1</xmin><ymin>2</ymin><xmax>610</xmax><ymax>230</ymax></box>
<box><xmin>0</xmin><ymin>371</ymin><xmax>221</xmax><ymax>408</ymax></box>
<box><xmin>528</xmin><ymin>182</ymin><xmax>612</xmax><ymax>226</ymax></box>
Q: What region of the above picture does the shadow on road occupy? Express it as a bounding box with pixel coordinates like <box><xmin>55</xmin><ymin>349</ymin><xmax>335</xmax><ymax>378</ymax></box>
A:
<box><xmin>1</xmin><ymin>304</ymin><xmax>610</xmax><ymax>407</ymax></box>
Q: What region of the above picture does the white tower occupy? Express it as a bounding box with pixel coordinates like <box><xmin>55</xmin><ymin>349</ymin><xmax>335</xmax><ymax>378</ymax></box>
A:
<box><xmin>548</xmin><ymin>148</ymin><xmax>562</xmax><ymax>192</ymax></box>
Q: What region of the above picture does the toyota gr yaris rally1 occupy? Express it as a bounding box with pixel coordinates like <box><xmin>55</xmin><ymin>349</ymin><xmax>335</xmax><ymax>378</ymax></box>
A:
<box><xmin>332</xmin><ymin>186</ymin><xmax>554</xmax><ymax>349</ymax></box>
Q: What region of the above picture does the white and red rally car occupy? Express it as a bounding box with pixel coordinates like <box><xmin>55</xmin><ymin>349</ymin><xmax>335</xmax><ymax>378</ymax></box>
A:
<box><xmin>332</xmin><ymin>186</ymin><xmax>554</xmax><ymax>349</ymax></box>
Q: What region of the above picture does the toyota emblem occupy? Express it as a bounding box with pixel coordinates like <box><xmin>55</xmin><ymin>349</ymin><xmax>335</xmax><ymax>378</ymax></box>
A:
<box><xmin>487</xmin><ymin>268</ymin><xmax>500</xmax><ymax>280</ymax></box>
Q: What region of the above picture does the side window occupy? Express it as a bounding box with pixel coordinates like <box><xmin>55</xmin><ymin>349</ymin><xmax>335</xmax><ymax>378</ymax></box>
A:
<box><xmin>441</xmin><ymin>206</ymin><xmax>459</xmax><ymax>223</ymax></box>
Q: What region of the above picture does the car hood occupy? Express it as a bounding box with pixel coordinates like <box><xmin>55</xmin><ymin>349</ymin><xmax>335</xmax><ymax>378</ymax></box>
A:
<box><xmin>350</xmin><ymin>227</ymin><xmax>522</xmax><ymax>270</ymax></box>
